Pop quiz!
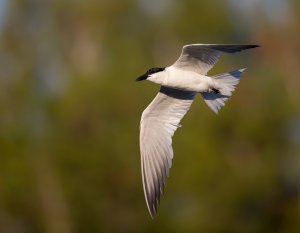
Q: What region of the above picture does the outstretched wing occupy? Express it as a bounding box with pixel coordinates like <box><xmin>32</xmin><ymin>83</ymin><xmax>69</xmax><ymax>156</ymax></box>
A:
<box><xmin>173</xmin><ymin>44</ymin><xmax>259</xmax><ymax>75</ymax></box>
<box><xmin>139</xmin><ymin>86</ymin><xmax>196</xmax><ymax>218</ymax></box>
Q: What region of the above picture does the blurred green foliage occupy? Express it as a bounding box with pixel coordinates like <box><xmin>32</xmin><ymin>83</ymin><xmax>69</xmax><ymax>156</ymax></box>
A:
<box><xmin>0</xmin><ymin>0</ymin><xmax>300</xmax><ymax>233</ymax></box>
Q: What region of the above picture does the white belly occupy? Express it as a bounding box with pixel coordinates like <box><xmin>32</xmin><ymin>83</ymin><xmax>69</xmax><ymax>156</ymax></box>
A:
<box><xmin>163</xmin><ymin>67</ymin><xmax>213</xmax><ymax>92</ymax></box>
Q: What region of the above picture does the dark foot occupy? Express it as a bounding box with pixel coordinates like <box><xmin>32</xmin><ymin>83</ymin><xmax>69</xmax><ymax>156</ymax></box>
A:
<box><xmin>211</xmin><ymin>88</ymin><xmax>220</xmax><ymax>94</ymax></box>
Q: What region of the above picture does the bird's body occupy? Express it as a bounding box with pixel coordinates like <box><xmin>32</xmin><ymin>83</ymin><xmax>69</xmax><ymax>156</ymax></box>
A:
<box><xmin>148</xmin><ymin>66</ymin><xmax>215</xmax><ymax>92</ymax></box>
<box><xmin>137</xmin><ymin>44</ymin><xmax>259</xmax><ymax>218</ymax></box>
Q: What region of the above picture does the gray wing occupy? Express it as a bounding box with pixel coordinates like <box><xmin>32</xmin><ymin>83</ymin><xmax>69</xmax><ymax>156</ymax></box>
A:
<box><xmin>139</xmin><ymin>86</ymin><xmax>196</xmax><ymax>218</ymax></box>
<box><xmin>173</xmin><ymin>44</ymin><xmax>259</xmax><ymax>75</ymax></box>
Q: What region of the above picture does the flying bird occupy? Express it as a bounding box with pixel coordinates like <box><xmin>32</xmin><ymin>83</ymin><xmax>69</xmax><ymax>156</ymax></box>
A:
<box><xmin>136</xmin><ymin>44</ymin><xmax>259</xmax><ymax>218</ymax></box>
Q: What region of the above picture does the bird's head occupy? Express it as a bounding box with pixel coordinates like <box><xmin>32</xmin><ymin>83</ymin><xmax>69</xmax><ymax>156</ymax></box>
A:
<box><xmin>136</xmin><ymin>67</ymin><xmax>165</xmax><ymax>81</ymax></box>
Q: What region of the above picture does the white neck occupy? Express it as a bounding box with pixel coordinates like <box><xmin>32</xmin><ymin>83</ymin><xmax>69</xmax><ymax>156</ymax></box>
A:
<box><xmin>147</xmin><ymin>71</ymin><xmax>167</xmax><ymax>85</ymax></box>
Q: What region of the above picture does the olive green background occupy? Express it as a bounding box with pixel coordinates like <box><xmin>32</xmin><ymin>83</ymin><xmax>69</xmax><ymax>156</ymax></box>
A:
<box><xmin>0</xmin><ymin>0</ymin><xmax>300</xmax><ymax>232</ymax></box>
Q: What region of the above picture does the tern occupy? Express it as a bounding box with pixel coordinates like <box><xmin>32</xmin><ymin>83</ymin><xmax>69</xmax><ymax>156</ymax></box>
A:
<box><xmin>136</xmin><ymin>44</ymin><xmax>259</xmax><ymax>218</ymax></box>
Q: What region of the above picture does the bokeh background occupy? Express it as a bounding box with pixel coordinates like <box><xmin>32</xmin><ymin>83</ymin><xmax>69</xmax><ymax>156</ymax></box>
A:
<box><xmin>0</xmin><ymin>0</ymin><xmax>300</xmax><ymax>232</ymax></box>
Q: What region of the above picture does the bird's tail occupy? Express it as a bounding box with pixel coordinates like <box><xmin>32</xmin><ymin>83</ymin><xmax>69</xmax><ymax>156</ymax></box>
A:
<box><xmin>201</xmin><ymin>68</ymin><xmax>246</xmax><ymax>114</ymax></box>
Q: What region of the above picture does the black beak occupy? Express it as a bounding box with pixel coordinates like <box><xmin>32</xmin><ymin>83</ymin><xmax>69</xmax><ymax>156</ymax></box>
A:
<box><xmin>136</xmin><ymin>74</ymin><xmax>148</xmax><ymax>81</ymax></box>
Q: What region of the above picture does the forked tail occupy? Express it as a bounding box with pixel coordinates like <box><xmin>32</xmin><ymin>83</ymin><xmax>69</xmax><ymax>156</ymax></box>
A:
<box><xmin>201</xmin><ymin>68</ymin><xmax>246</xmax><ymax>114</ymax></box>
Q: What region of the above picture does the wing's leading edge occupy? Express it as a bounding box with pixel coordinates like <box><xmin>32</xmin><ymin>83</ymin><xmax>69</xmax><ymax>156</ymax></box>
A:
<box><xmin>173</xmin><ymin>44</ymin><xmax>259</xmax><ymax>74</ymax></box>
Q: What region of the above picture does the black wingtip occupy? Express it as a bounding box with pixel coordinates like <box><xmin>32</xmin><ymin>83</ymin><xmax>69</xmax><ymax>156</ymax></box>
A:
<box><xmin>233</xmin><ymin>44</ymin><xmax>260</xmax><ymax>51</ymax></box>
<box><xmin>241</xmin><ymin>45</ymin><xmax>260</xmax><ymax>51</ymax></box>
<box><xmin>248</xmin><ymin>45</ymin><xmax>260</xmax><ymax>49</ymax></box>
<box><xmin>209</xmin><ymin>44</ymin><xmax>260</xmax><ymax>53</ymax></box>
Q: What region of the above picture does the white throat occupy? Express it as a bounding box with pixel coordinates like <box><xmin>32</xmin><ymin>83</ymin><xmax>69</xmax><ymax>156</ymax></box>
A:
<box><xmin>147</xmin><ymin>71</ymin><xmax>167</xmax><ymax>85</ymax></box>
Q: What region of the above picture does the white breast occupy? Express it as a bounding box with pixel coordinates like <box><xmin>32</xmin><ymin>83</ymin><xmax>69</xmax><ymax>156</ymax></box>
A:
<box><xmin>163</xmin><ymin>66</ymin><xmax>212</xmax><ymax>92</ymax></box>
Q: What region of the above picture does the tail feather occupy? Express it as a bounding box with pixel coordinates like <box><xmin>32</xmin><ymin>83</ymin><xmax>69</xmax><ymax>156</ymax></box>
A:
<box><xmin>201</xmin><ymin>68</ymin><xmax>246</xmax><ymax>114</ymax></box>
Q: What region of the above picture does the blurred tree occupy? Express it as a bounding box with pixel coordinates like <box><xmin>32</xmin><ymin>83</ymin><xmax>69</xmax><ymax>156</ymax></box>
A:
<box><xmin>0</xmin><ymin>0</ymin><xmax>299</xmax><ymax>233</ymax></box>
